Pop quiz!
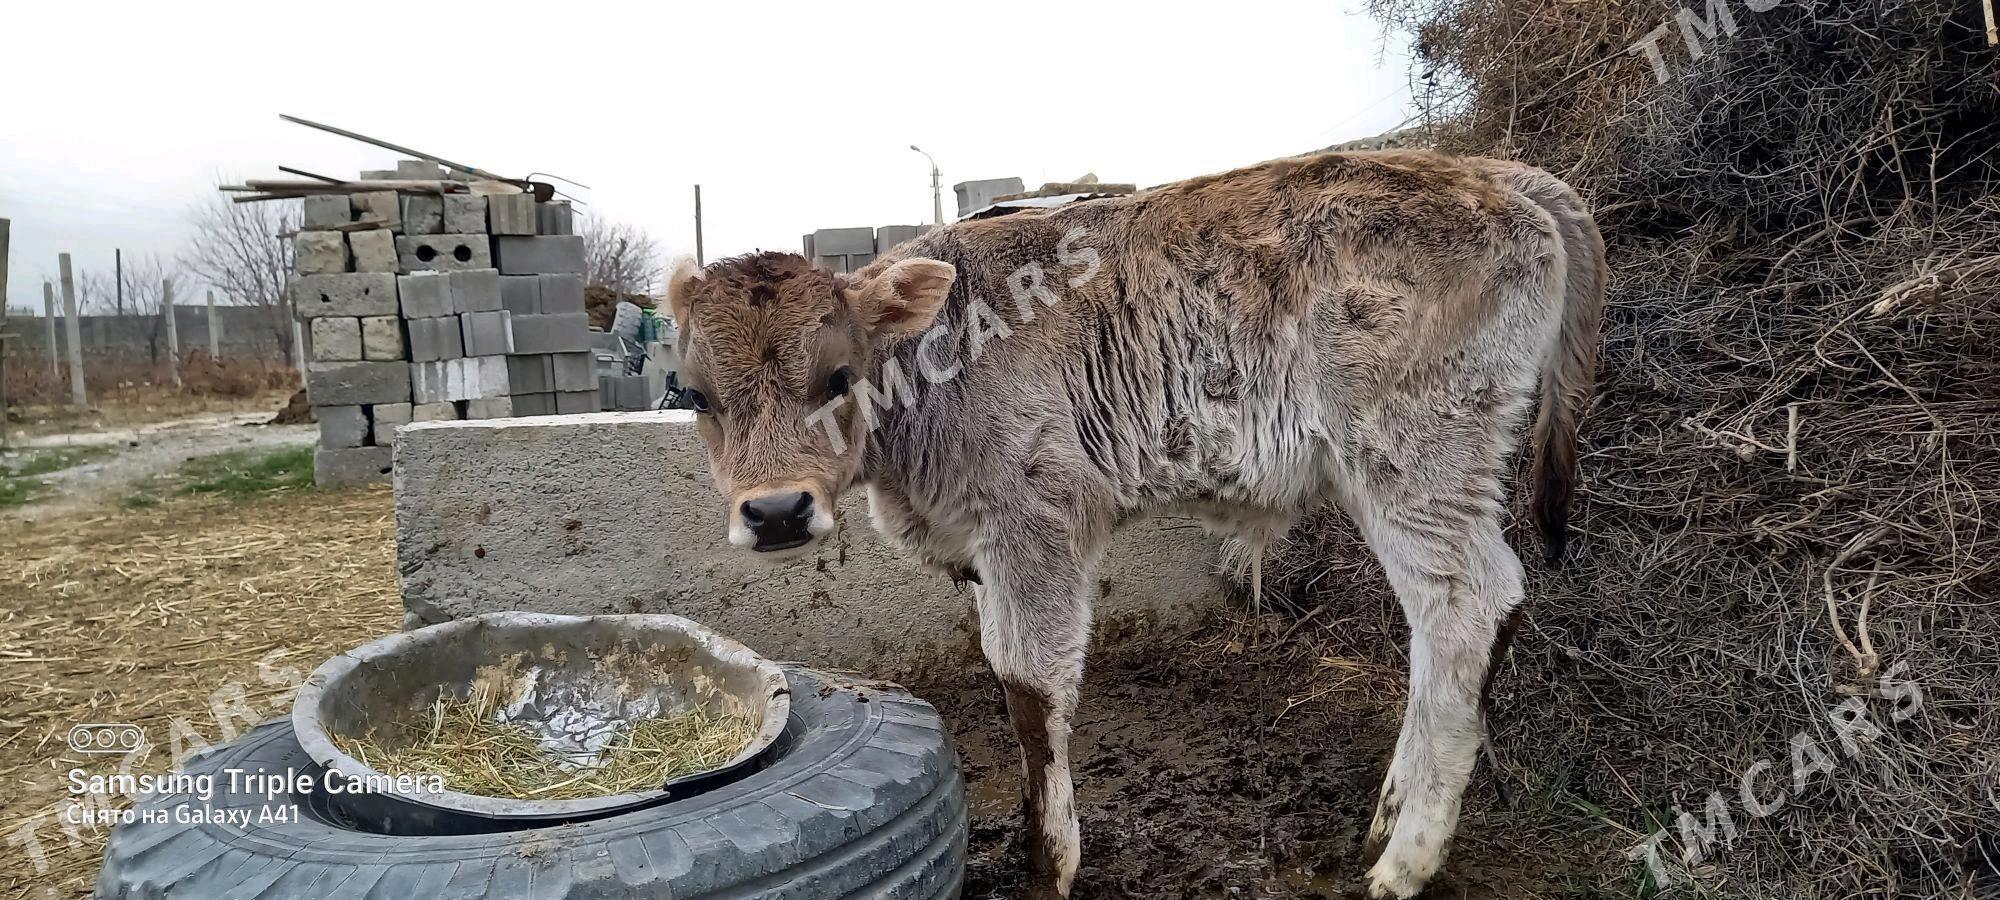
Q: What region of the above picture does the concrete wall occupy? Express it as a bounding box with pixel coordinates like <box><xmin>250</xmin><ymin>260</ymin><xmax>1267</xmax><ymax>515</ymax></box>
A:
<box><xmin>8</xmin><ymin>307</ymin><xmax>287</xmax><ymax>360</ymax></box>
<box><xmin>395</xmin><ymin>411</ymin><xmax>1230</xmax><ymax>671</ymax></box>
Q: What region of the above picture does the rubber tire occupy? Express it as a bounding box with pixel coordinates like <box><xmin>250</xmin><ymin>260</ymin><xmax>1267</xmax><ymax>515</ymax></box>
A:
<box><xmin>96</xmin><ymin>667</ymin><xmax>966</xmax><ymax>899</ymax></box>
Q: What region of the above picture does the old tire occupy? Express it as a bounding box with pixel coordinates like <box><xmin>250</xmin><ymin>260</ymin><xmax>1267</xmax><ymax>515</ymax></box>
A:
<box><xmin>96</xmin><ymin>667</ymin><xmax>965</xmax><ymax>899</ymax></box>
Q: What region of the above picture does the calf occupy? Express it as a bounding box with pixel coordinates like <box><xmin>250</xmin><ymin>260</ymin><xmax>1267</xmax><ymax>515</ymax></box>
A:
<box><xmin>669</xmin><ymin>149</ymin><xmax>1604</xmax><ymax>898</ymax></box>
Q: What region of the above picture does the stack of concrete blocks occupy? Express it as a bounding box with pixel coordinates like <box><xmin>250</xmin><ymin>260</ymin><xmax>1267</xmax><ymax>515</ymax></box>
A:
<box><xmin>802</xmin><ymin>224</ymin><xmax>935</xmax><ymax>275</ymax></box>
<box><xmin>294</xmin><ymin>159</ymin><xmax>592</xmax><ymax>487</ymax></box>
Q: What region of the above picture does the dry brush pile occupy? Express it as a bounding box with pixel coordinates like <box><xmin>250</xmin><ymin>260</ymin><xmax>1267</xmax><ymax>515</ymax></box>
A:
<box><xmin>1270</xmin><ymin>0</ymin><xmax>2000</xmax><ymax>896</ymax></box>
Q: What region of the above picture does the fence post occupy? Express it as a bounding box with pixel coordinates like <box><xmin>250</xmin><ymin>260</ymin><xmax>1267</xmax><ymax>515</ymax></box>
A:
<box><xmin>162</xmin><ymin>280</ymin><xmax>181</xmax><ymax>389</ymax></box>
<box><xmin>206</xmin><ymin>290</ymin><xmax>223</xmax><ymax>359</ymax></box>
<box><xmin>43</xmin><ymin>281</ymin><xmax>60</xmax><ymax>378</ymax></box>
<box><xmin>59</xmin><ymin>253</ymin><xmax>85</xmax><ymax>407</ymax></box>
<box><xmin>1</xmin><ymin>218</ymin><xmax>10</xmax><ymax>448</ymax></box>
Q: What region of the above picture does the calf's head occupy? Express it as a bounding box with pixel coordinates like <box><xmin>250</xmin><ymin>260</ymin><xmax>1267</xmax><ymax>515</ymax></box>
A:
<box><xmin>669</xmin><ymin>251</ymin><xmax>955</xmax><ymax>559</ymax></box>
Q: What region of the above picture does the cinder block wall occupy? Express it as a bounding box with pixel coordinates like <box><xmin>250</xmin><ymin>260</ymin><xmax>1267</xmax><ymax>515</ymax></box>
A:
<box><xmin>395</xmin><ymin>411</ymin><xmax>1229</xmax><ymax>669</ymax></box>
<box><xmin>295</xmin><ymin>162</ymin><xmax>598</xmax><ymax>486</ymax></box>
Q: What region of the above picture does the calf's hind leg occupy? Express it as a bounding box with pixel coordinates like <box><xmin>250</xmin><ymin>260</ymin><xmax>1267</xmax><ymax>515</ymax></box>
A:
<box><xmin>1348</xmin><ymin>475</ymin><xmax>1526</xmax><ymax>899</ymax></box>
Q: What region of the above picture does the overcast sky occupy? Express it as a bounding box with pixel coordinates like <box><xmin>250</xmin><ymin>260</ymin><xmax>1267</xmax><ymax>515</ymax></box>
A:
<box><xmin>0</xmin><ymin>1</ymin><xmax>1416</xmax><ymax>314</ymax></box>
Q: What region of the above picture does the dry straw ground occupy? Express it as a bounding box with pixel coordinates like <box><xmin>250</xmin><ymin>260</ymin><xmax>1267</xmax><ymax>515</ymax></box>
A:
<box><xmin>1265</xmin><ymin>0</ymin><xmax>1999</xmax><ymax>896</ymax></box>
<box><xmin>0</xmin><ymin>487</ymin><xmax>399</xmax><ymax>898</ymax></box>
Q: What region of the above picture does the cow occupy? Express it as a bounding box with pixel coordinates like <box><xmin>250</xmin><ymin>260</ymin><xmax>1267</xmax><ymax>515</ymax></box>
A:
<box><xmin>667</xmin><ymin>148</ymin><xmax>1605</xmax><ymax>899</ymax></box>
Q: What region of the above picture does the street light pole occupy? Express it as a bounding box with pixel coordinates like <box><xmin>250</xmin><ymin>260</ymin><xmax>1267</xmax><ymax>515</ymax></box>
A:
<box><xmin>910</xmin><ymin>145</ymin><xmax>942</xmax><ymax>225</ymax></box>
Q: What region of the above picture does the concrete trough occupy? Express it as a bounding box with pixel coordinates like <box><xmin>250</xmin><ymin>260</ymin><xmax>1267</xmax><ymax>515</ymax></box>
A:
<box><xmin>395</xmin><ymin>412</ymin><xmax>1228</xmax><ymax>668</ymax></box>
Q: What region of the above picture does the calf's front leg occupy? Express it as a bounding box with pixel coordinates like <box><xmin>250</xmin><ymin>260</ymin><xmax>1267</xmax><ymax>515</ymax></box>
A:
<box><xmin>975</xmin><ymin>540</ymin><xmax>1092</xmax><ymax>899</ymax></box>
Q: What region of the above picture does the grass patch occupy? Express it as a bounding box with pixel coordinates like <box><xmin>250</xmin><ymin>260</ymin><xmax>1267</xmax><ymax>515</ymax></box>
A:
<box><xmin>176</xmin><ymin>446</ymin><xmax>316</xmax><ymax>497</ymax></box>
<box><xmin>121</xmin><ymin>445</ymin><xmax>317</xmax><ymax>506</ymax></box>
<box><xmin>0</xmin><ymin>445</ymin><xmax>116</xmax><ymax>508</ymax></box>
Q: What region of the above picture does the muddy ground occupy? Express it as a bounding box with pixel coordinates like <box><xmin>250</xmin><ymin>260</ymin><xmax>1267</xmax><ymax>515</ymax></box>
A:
<box><xmin>905</xmin><ymin>625</ymin><xmax>1623</xmax><ymax>899</ymax></box>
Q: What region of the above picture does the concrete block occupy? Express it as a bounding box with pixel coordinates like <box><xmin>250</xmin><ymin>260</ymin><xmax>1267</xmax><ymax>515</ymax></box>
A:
<box><xmin>397</xmin><ymin>272</ymin><xmax>454</xmax><ymax>318</ymax></box>
<box><xmin>410</xmin><ymin>360</ymin><xmax>453</xmax><ymax>404</ymax></box>
<box><xmin>411</xmin><ymin>401</ymin><xmax>457</xmax><ymax>422</ymax></box>
<box><xmin>466</xmin><ymin>397</ymin><xmax>514</xmax><ymax>420</ymax></box>
<box><xmin>392</xmin><ymin>412</ymin><xmax>1227</xmax><ymax>665</ymax></box>
<box><xmin>500</xmin><ymin>276</ymin><xmax>541</xmax><ymax>315</ymax></box>
<box><xmin>460</xmin><ymin>310</ymin><xmax>515</xmax><ymax>356</ymax></box>
<box><xmin>302</xmin><ymin>195</ymin><xmax>352</xmax><ymax>230</ymax></box>
<box><xmin>350</xmin><ymin>191</ymin><xmax>401</xmax><ymax>231</ymax></box>
<box><xmin>396</xmin><ymin>159</ymin><xmax>444</xmax><ymax>180</ymax></box>
<box><xmin>846</xmin><ymin>252</ymin><xmax>876</xmax><ymax>270</ymax></box>
<box><xmin>314</xmin><ymin>446</ymin><xmax>392</xmax><ymax>488</ymax></box>
<box><xmin>359</xmin><ymin>169</ymin><xmax>398</xmax><ymax>181</ymax></box>
<box><xmin>317</xmin><ymin>405</ymin><xmax>368</xmax><ymax>448</ymax></box>
<box><xmin>493</xmin><ymin>235</ymin><xmax>584</xmax><ymax>275</ymax></box>
<box><xmin>449</xmin><ymin>268</ymin><xmax>501</xmax><ymax>313</ymax></box>
<box><xmin>372</xmin><ymin>402</ymin><xmax>413</xmax><ymax>448</ymax></box>
<box><xmin>407</xmin><ymin>316</ymin><xmax>464</xmax><ymax>362</ymax></box>
<box><xmin>616</xmin><ymin>374</ymin><xmax>652</xmax><ymax>410</ymax></box>
<box><xmin>557</xmin><ymin>390</ymin><xmax>600</xmax><ymax>414</ymax></box>
<box><xmin>348</xmin><ymin>228</ymin><xmax>399</xmax><ymax>273</ymax></box>
<box><xmin>487</xmin><ymin>194</ymin><xmax>536</xmax><ymax>235</ymax></box>
<box><xmin>362</xmin><ymin>316</ymin><xmax>405</xmax><ymax>360</ymax></box>
<box><xmin>309</xmin><ymin>316</ymin><xmax>363</xmax><ymax>362</ymax></box>
<box><xmin>507</xmin><ymin>354</ymin><xmax>555</xmax><ymax>394</ymax></box>
<box><xmin>401</xmin><ymin>196</ymin><xmax>444</xmax><ymax>235</ymax></box>
<box><xmin>535</xmin><ymin>201</ymin><xmax>574</xmax><ymax>236</ymax></box>
<box><xmin>537</xmin><ymin>274</ymin><xmax>585</xmax><ymax>314</ymax></box>
<box><xmin>509</xmin><ymin>313</ymin><xmax>592</xmax><ymax>354</ymax></box>
<box><xmin>295</xmin><ymin>231</ymin><xmax>349</xmax><ymax>275</ymax></box>
<box><xmin>812</xmin><ymin>227</ymin><xmax>875</xmax><ymax>255</ymax></box>
<box><xmin>306</xmin><ymin>361</ymin><xmax>412</xmax><ymax>406</ymax></box>
<box><xmin>875</xmin><ymin>224</ymin><xmax>932</xmax><ymax>252</ymax></box>
<box><xmin>511</xmin><ymin>392</ymin><xmax>557</xmax><ymax>416</ymax></box>
<box><xmin>462</xmin><ymin>355</ymin><xmax>511</xmax><ymax>398</ymax></box>
<box><xmin>396</xmin><ymin>234</ymin><xmax>491</xmax><ymax>272</ymax></box>
<box><xmin>443</xmin><ymin>194</ymin><xmax>487</xmax><ymax>234</ymax></box>
<box><xmin>551</xmin><ymin>351</ymin><xmax>595</xmax><ymax>391</ymax></box>
<box><xmin>598</xmin><ymin>376</ymin><xmax>614</xmax><ymax>409</ymax></box>
<box><xmin>293</xmin><ymin>273</ymin><xmax>398</xmax><ymax>319</ymax></box>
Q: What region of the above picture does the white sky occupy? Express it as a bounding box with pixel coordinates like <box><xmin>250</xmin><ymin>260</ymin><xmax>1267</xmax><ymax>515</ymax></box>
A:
<box><xmin>0</xmin><ymin>0</ymin><xmax>1416</xmax><ymax>313</ymax></box>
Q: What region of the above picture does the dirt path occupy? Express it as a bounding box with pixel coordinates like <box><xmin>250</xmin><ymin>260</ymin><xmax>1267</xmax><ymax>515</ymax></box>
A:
<box><xmin>3</xmin><ymin>411</ymin><xmax>315</xmax><ymax>521</ymax></box>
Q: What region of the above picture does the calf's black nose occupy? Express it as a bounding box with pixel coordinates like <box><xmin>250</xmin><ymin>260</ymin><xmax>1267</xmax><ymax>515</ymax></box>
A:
<box><xmin>740</xmin><ymin>491</ymin><xmax>816</xmax><ymax>550</ymax></box>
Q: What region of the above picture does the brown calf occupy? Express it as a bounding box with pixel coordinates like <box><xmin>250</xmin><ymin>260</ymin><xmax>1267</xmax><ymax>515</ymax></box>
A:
<box><xmin>669</xmin><ymin>149</ymin><xmax>1604</xmax><ymax>898</ymax></box>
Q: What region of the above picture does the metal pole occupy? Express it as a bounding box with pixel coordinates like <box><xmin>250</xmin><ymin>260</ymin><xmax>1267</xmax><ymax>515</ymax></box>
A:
<box><xmin>59</xmin><ymin>254</ymin><xmax>85</xmax><ymax>407</ymax></box>
<box><xmin>162</xmin><ymin>280</ymin><xmax>181</xmax><ymax>388</ymax></box>
<box><xmin>43</xmin><ymin>281</ymin><xmax>59</xmax><ymax>378</ymax></box>
<box><xmin>693</xmin><ymin>185</ymin><xmax>705</xmax><ymax>266</ymax></box>
<box><xmin>911</xmin><ymin>146</ymin><xmax>942</xmax><ymax>224</ymax></box>
<box><xmin>115</xmin><ymin>248</ymin><xmax>124</xmax><ymax>316</ymax></box>
<box><xmin>207</xmin><ymin>290</ymin><xmax>222</xmax><ymax>358</ymax></box>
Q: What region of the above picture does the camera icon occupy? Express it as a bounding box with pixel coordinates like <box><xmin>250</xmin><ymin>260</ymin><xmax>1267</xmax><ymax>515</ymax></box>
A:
<box><xmin>68</xmin><ymin>724</ymin><xmax>144</xmax><ymax>754</ymax></box>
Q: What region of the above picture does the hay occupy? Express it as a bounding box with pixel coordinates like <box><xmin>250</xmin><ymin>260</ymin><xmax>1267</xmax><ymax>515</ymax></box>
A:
<box><xmin>1263</xmin><ymin>0</ymin><xmax>1999</xmax><ymax>896</ymax></box>
<box><xmin>0</xmin><ymin>487</ymin><xmax>401</xmax><ymax>898</ymax></box>
<box><xmin>332</xmin><ymin>683</ymin><xmax>758</xmax><ymax>802</ymax></box>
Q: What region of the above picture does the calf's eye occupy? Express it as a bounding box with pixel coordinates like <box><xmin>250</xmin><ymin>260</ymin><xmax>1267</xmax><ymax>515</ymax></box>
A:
<box><xmin>826</xmin><ymin>366</ymin><xmax>852</xmax><ymax>399</ymax></box>
<box><xmin>686</xmin><ymin>389</ymin><xmax>710</xmax><ymax>413</ymax></box>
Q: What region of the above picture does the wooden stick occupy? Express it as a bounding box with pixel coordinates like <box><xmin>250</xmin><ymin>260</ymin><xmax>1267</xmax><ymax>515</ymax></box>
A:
<box><xmin>278</xmin><ymin>114</ymin><xmax>522</xmax><ymax>185</ymax></box>
<box><xmin>278</xmin><ymin>165</ymin><xmax>344</xmax><ymax>184</ymax></box>
<box><xmin>1984</xmin><ymin>0</ymin><xmax>1997</xmax><ymax>46</ymax></box>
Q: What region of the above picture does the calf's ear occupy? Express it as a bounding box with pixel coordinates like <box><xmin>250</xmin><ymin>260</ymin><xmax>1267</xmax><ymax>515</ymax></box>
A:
<box><xmin>846</xmin><ymin>259</ymin><xmax>954</xmax><ymax>339</ymax></box>
<box><xmin>666</xmin><ymin>256</ymin><xmax>703</xmax><ymax>331</ymax></box>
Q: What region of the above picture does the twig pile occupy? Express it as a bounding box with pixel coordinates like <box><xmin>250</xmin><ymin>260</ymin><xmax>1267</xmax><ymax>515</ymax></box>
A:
<box><xmin>1266</xmin><ymin>0</ymin><xmax>2000</xmax><ymax>895</ymax></box>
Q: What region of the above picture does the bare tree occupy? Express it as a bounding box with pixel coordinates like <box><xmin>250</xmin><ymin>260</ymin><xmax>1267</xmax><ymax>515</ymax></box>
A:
<box><xmin>181</xmin><ymin>185</ymin><xmax>300</xmax><ymax>364</ymax></box>
<box><xmin>75</xmin><ymin>254</ymin><xmax>187</xmax><ymax>362</ymax></box>
<box><xmin>578</xmin><ymin>215</ymin><xmax>666</xmax><ymax>296</ymax></box>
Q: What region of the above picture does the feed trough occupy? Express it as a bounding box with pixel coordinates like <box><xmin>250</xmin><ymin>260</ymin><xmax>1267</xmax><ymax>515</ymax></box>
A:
<box><xmin>292</xmin><ymin>612</ymin><xmax>790</xmax><ymax>820</ymax></box>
